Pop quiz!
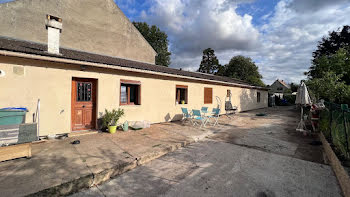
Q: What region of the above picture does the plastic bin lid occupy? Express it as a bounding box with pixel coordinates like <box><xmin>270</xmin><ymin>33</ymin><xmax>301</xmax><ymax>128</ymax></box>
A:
<box><xmin>0</xmin><ymin>107</ymin><xmax>28</xmax><ymax>111</ymax></box>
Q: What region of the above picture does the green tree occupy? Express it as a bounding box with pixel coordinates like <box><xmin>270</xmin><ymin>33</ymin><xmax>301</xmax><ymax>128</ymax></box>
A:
<box><xmin>198</xmin><ymin>48</ymin><xmax>220</xmax><ymax>74</ymax></box>
<box><xmin>308</xmin><ymin>48</ymin><xmax>350</xmax><ymax>85</ymax></box>
<box><xmin>312</xmin><ymin>25</ymin><xmax>350</xmax><ymax>63</ymax></box>
<box><xmin>133</xmin><ymin>22</ymin><xmax>171</xmax><ymax>67</ymax></box>
<box><xmin>307</xmin><ymin>25</ymin><xmax>350</xmax><ymax>84</ymax></box>
<box><xmin>306</xmin><ymin>71</ymin><xmax>350</xmax><ymax>104</ymax></box>
<box><xmin>217</xmin><ymin>56</ymin><xmax>265</xmax><ymax>87</ymax></box>
<box><xmin>290</xmin><ymin>83</ymin><xmax>299</xmax><ymax>92</ymax></box>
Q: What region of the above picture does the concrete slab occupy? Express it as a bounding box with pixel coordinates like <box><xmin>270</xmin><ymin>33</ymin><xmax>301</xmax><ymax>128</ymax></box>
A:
<box><xmin>0</xmin><ymin>140</ymin><xmax>90</xmax><ymax>197</ymax></box>
<box><xmin>0</xmin><ymin>106</ymin><xmax>332</xmax><ymax>196</ymax></box>
<box><xmin>0</xmin><ymin>120</ymin><xmax>210</xmax><ymax>196</ymax></box>
<box><xmin>78</xmin><ymin>141</ymin><xmax>341</xmax><ymax>197</ymax></box>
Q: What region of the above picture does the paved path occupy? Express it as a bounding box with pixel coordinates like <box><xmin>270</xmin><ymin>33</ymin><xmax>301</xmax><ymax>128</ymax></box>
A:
<box><xmin>71</xmin><ymin>107</ymin><xmax>342</xmax><ymax>197</ymax></box>
<box><xmin>71</xmin><ymin>140</ymin><xmax>342</xmax><ymax>197</ymax></box>
<box><xmin>0</xmin><ymin>106</ymin><xmax>342</xmax><ymax>196</ymax></box>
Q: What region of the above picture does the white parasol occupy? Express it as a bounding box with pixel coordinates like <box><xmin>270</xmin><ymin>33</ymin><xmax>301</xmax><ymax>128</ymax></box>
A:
<box><xmin>295</xmin><ymin>82</ymin><xmax>312</xmax><ymax>132</ymax></box>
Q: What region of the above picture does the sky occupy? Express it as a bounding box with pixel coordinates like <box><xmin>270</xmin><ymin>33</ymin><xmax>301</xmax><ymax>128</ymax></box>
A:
<box><xmin>115</xmin><ymin>0</ymin><xmax>350</xmax><ymax>85</ymax></box>
<box><xmin>1</xmin><ymin>0</ymin><xmax>349</xmax><ymax>85</ymax></box>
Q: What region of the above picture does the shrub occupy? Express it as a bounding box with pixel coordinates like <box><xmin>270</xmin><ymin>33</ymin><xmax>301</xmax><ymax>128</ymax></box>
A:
<box><xmin>101</xmin><ymin>108</ymin><xmax>124</xmax><ymax>128</ymax></box>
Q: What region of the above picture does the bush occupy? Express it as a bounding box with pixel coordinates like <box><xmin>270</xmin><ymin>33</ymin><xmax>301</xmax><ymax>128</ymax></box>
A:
<box><xmin>284</xmin><ymin>94</ymin><xmax>296</xmax><ymax>104</ymax></box>
<box><xmin>101</xmin><ymin>108</ymin><xmax>124</xmax><ymax>129</ymax></box>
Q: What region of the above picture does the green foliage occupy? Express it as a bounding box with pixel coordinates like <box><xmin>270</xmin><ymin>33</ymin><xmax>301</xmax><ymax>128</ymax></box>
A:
<box><xmin>216</xmin><ymin>55</ymin><xmax>265</xmax><ymax>87</ymax></box>
<box><xmin>308</xmin><ymin>48</ymin><xmax>350</xmax><ymax>85</ymax></box>
<box><xmin>306</xmin><ymin>71</ymin><xmax>350</xmax><ymax>104</ymax></box>
<box><xmin>290</xmin><ymin>83</ymin><xmax>299</xmax><ymax>92</ymax></box>
<box><xmin>312</xmin><ymin>25</ymin><xmax>350</xmax><ymax>66</ymax></box>
<box><xmin>283</xmin><ymin>94</ymin><xmax>296</xmax><ymax>104</ymax></box>
<box><xmin>198</xmin><ymin>48</ymin><xmax>220</xmax><ymax>74</ymax></box>
<box><xmin>305</xmin><ymin>26</ymin><xmax>350</xmax><ymax>104</ymax></box>
<box><xmin>101</xmin><ymin>108</ymin><xmax>125</xmax><ymax>128</ymax></box>
<box><xmin>133</xmin><ymin>22</ymin><xmax>171</xmax><ymax>67</ymax></box>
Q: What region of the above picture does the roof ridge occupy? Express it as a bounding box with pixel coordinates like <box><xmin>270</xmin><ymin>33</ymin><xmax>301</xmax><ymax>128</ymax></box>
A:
<box><xmin>0</xmin><ymin>36</ymin><xmax>265</xmax><ymax>89</ymax></box>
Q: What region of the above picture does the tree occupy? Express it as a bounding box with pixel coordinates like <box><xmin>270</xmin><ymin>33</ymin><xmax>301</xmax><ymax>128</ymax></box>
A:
<box><xmin>197</xmin><ymin>48</ymin><xmax>220</xmax><ymax>74</ymax></box>
<box><xmin>217</xmin><ymin>56</ymin><xmax>265</xmax><ymax>87</ymax></box>
<box><xmin>290</xmin><ymin>83</ymin><xmax>299</xmax><ymax>92</ymax></box>
<box><xmin>312</xmin><ymin>25</ymin><xmax>350</xmax><ymax>62</ymax></box>
<box><xmin>307</xmin><ymin>25</ymin><xmax>350</xmax><ymax>84</ymax></box>
<box><xmin>306</xmin><ymin>71</ymin><xmax>350</xmax><ymax>104</ymax></box>
<box><xmin>133</xmin><ymin>22</ymin><xmax>171</xmax><ymax>67</ymax></box>
<box><xmin>308</xmin><ymin>48</ymin><xmax>350</xmax><ymax>85</ymax></box>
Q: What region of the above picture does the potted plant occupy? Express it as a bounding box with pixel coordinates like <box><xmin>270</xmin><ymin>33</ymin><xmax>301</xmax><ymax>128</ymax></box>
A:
<box><xmin>101</xmin><ymin>108</ymin><xmax>124</xmax><ymax>134</ymax></box>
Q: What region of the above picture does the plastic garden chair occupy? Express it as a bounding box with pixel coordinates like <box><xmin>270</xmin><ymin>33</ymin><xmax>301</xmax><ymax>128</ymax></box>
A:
<box><xmin>192</xmin><ymin>109</ymin><xmax>207</xmax><ymax>127</ymax></box>
<box><xmin>201</xmin><ymin>107</ymin><xmax>208</xmax><ymax>114</ymax></box>
<box><xmin>181</xmin><ymin>107</ymin><xmax>192</xmax><ymax>123</ymax></box>
<box><xmin>207</xmin><ymin>108</ymin><xmax>220</xmax><ymax>126</ymax></box>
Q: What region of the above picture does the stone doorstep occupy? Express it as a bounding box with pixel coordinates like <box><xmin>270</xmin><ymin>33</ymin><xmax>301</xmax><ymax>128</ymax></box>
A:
<box><xmin>26</xmin><ymin>138</ymin><xmax>196</xmax><ymax>197</ymax></box>
<box><xmin>320</xmin><ymin>132</ymin><xmax>350</xmax><ymax>197</ymax></box>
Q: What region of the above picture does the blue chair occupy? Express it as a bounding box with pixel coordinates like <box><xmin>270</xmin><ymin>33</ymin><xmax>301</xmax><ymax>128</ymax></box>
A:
<box><xmin>201</xmin><ymin>107</ymin><xmax>208</xmax><ymax>114</ymax></box>
<box><xmin>192</xmin><ymin>109</ymin><xmax>207</xmax><ymax>127</ymax></box>
<box><xmin>181</xmin><ymin>108</ymin><xmax>192</xmax><ymax>123</ymax></box>
<box><xmin>208</xmin><ymin>108</ymin><xmax>220</xmax><ymax>126</ymax></box>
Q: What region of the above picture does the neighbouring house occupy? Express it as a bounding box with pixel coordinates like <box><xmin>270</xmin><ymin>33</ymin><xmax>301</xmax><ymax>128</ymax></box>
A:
<box><xmin>0</xmin><ymin>0</ymin><xmax>268</xmax><ymax>137</ymax></box>
<box><xmin>269</xmin><ymin>79</ymin><xmax>291</xmax><ymax>97</ymax></box>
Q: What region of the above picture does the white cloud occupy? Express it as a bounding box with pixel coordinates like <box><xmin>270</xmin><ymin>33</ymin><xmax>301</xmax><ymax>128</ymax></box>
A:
<box><xmin>141</xmin><ymin>0</ymin><xmax>260</xmax><ymax>55</ymax></box>
<box><xmin>255</xmin><ymin>0</ymin><xmax>350</xmax><ymax>84</ymax></box>
<box><xmin>136</xmin><ymin>0</ymin><xmax>350</xmax><ymax>85</ymax></box>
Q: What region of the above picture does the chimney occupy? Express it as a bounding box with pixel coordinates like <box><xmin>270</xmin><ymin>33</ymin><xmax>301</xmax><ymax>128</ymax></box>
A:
<box><xmin>46</xmin><ymin>15</ymin><xmax>62</xmax><ymax>54</ymax></box>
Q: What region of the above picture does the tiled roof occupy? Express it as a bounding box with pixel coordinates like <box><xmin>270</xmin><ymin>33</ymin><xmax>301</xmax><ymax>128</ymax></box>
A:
<box><xmin>277</xmin><ymin>80</ymin><xmax>290</xmax><ymax>89</ymax></box>
<box><xmin>0</xmin><ymin>36</ymin><xmax>267</xmax><ymax>89</ymax></box>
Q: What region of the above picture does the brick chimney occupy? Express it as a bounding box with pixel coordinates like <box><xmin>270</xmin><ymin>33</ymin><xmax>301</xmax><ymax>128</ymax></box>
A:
<box><xmin>45</xmin><ymin>15</ymin><xmax>62</xmax><ymax>54</ymax></box>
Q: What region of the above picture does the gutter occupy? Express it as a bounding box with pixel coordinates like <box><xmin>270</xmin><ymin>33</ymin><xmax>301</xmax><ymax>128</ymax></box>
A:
<box><xmin>0</xmin><ymin>50</ymin><xmax>268</xmax><ymax>91</ymax></box>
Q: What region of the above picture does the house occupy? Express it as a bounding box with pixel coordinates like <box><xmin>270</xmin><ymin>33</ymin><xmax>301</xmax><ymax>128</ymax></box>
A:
<box><xmin>0</xmin><ymin>0</ymin><xmax>268</xmax><ymax>137</ymax></box>
<box><xmin>269</xmin><ymin>79</ymin><xmax>291</xmax><ymax>96</ymax></box>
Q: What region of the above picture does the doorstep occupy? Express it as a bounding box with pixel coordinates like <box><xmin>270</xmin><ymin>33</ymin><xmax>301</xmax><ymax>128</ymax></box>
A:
<box><xmin>68</xmin><ymin>130</ymin><xmax>99</xmax><ymax>138</ymax></box>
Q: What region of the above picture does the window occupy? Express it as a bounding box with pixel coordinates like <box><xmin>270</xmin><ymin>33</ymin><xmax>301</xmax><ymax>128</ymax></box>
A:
<box><xmin>176</xmin><ymin>85</ymin><xmax>188</xmax><ymax>104</ymax></box>
<box><xmin>77</xmin><ymin>82</ymin><xmax>92</xmax><ymax>102</ymax></box>
<box><xmin>277</xmin><ymin>87</ymin><xmax>283</xmax><ymax>91</ymax></box>
<box><xmin>204</xmin><ymin>87</ymin><xmax>213</xmax><ymax>104</ymax></box>
<box><xmin>227</xmin><ymin>90</ymin><xmax>231</xmax><ymax>97</ymax></box>
<box><xmin>120</xmin><ymin>80</ymin><xmax>141</xmax><ymax>105</ymax></box>
<box><xmin>257</xmin><ymin>92</ymin><xmax>261</xmax><ymax>103</ymax></box>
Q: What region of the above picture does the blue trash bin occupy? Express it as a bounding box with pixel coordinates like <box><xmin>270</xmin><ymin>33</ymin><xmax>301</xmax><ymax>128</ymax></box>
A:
<box><xmin>0</xmin><ymin>107</ymin><xmax>28</xmax><ymax>126</ymax></box>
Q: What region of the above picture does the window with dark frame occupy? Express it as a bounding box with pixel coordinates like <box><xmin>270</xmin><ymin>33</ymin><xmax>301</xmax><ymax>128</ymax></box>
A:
<box><xmin>77</xmin><ymin>82</ymin><xmax>92</xmax><ymax>102</ymax></box>
<box><xmin>120</xmin><ymin>80</ymin><xmax>141</xmax><ymax>105</ymax></box>
<box><xmin>204</xmin><ymin>87</ymin><xmax>213</xmax><ymax>104</ymax></box>
<box><xmin>257</xmin><ymin>92</ymin><xmax>261</xmax><ymax>103</ymax></box>
<box><xmin>176</xmin><ymin>85</ymin><xmax>188</xmax><ymax>104</ymax></box>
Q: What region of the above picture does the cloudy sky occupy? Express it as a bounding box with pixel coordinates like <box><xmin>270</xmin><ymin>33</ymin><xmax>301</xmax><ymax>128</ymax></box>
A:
<box><xmin>115</xmin><ymin>0</ymin><xmax>350</xmax><ymax>85</ymax></box>
<box><xmin>0</xmin><ymin>0</ymin><xmax>349</xmax><ymax>84</ymax></box>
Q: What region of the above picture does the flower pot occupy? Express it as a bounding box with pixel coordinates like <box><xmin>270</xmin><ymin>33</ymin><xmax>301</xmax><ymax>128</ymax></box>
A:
<box><xmin>108</xmin><ymin>125</ymin><xmax>117</xmax><ymax>134</ymax></box>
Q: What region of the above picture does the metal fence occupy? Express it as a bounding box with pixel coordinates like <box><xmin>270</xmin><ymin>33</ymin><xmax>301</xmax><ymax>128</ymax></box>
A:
<box><xmin>319</xmin><ymin>101</ymin><xmax>350</xmax><ymax>159</ymax></box>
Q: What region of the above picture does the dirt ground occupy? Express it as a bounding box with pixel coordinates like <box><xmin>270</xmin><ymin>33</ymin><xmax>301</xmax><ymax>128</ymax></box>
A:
<box><xmin>210</xmin><ymin>106</ymin><xmax>325</xmax><ymax>164</ymax></box>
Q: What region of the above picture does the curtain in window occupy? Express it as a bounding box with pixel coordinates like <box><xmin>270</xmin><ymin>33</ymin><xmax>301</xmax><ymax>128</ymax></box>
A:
<box><xmin>121</xmin><ymin>85</ymin><xmax>127</xmax><ymax>103</ymax></box>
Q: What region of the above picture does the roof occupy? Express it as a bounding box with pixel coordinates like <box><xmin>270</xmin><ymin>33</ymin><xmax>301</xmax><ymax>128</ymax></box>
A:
<box><xmin>0</xmin><ymin>36</ymin><xmax>267</xmax><ymax>90</ymax></box>
<box><xmin>277</xmin><ymin>80</ymin><xmax>290</xmax><ymax>89</ymax></box>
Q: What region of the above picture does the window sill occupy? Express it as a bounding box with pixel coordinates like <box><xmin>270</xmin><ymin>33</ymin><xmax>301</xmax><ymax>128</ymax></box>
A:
<box><xmin>120</xmin><ymin>104</ymin><xmax>141</xmax><ymax>106</ymax></box>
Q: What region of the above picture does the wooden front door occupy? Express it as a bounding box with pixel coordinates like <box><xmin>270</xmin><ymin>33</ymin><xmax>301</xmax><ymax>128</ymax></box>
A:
<box><xmin>71</xmin><ymin>78</ymin><xmax>97</xmax><ymax>131</ymax></box>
